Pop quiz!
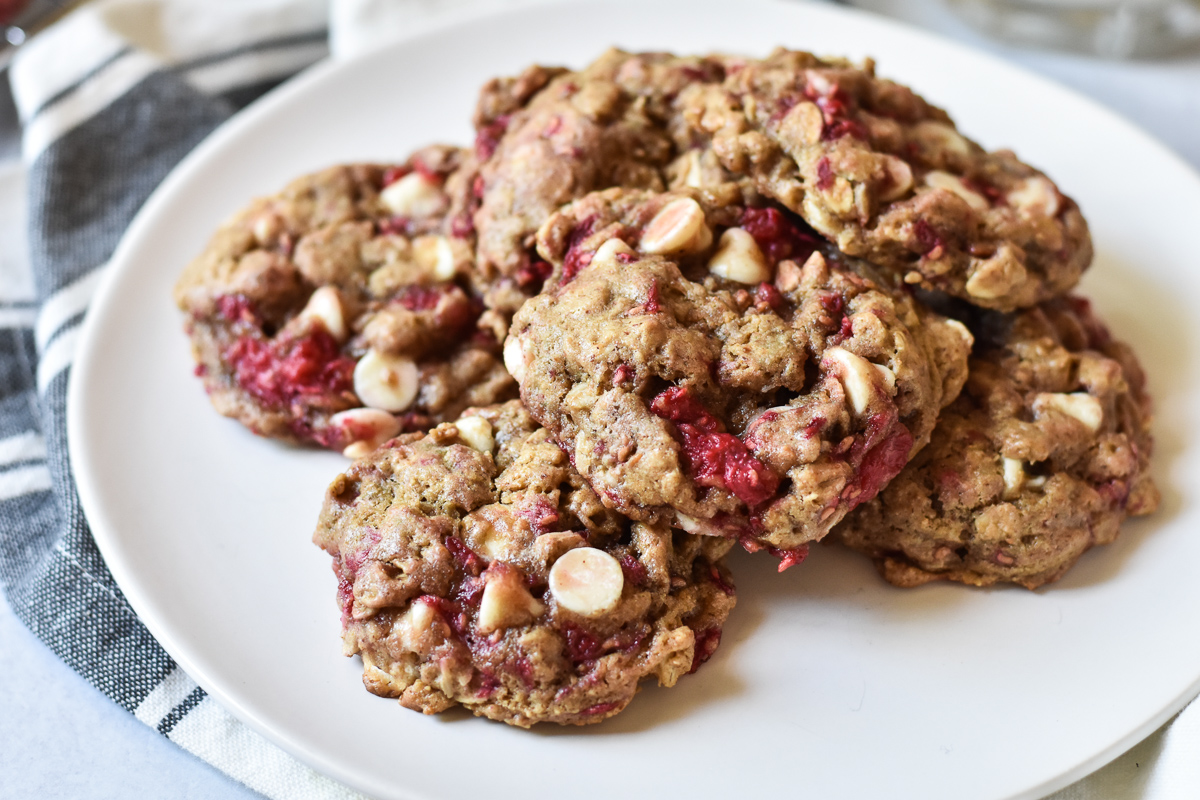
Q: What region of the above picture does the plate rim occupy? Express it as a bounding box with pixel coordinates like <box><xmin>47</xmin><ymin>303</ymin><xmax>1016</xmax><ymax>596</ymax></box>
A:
<box><xmin>66</xmin><ymin>1</ymin><xmax>1200</xmax><ymax>798</ymax></box>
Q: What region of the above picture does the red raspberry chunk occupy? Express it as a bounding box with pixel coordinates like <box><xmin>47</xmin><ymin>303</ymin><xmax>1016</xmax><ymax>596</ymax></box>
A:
<box><xmin>225</xmin><ymin>329</ymin><xmax>355</xmax><ymax>410</ymax></box>
<box><xmin>474</xmin><ymin>114</ymin><xmax>510</xmax><ymax>161</ymax></box>
<box><xmin>562</xmin><ymin>623</ymin><xmax>605</xmax><ymax>664</ymax></box>
<box><xmin>215</xmin><ymin>294</ymin><xmax>258</xmax><ymax>324</ymax></box>
<box><xmin>688</xmin><ymin>626</ymin><xmax>723</xmax><ymax>674</ymax></box>
<box><xmin>840</xmin><ymin>414</ymin><xmax>913</xmax><ymax>513</ymax></box>
<box><xmin>650</xmin><ymin>387</ymin><xmax>779</xmax><ymax>507</ymax></box>
<box><xmin>560</xmin><ymin>214</ymin><xmax>599</xmax><ymax>283</ymax></box>
<box><xmin>739</xmin><ymin>207</ymin><xmax>819</xmax><ymax>266</ymax></box>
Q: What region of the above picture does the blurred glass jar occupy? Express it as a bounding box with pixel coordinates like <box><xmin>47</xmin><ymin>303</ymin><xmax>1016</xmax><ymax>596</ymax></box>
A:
<box><xmin>947</xmin><ymin>0</ymin><xmax>1200</xmax><ymax>57</ymax></box>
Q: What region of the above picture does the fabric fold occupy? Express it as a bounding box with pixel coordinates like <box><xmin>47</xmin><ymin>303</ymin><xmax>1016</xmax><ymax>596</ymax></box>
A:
<box><xmin>1</xmin><ymin>1</ymin><xmax>354</xmax><ymax>797</ymax></box>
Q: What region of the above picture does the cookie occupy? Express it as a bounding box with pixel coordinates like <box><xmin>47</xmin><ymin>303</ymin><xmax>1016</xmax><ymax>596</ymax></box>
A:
<box><xmin>467</xmin><ymin>49</ymin><xmax>727</xmax><ymax>311</ymax></box>
<box><xmin>173</xmin><ymin>149</ymin><xmax>515</xmax><ymax>453</ymax></box>
<box><xmin>835</xmin><ymin>297</ymin><xmax>1159</xmax><ymax>589</ymax></box>
<box><xmin>506</xmin><ymin>188</ymin><xmax>973</xmax><ymax>560</ymax></box>
<box><xmin>312</xmin><ymin>401</ymin><xmax>736</xmax><ymax>727</ymax></box>
<box><xmin>673</xmin><ymin>49</ymin><xmax>1092</xmax><ymax>311</ymax></box>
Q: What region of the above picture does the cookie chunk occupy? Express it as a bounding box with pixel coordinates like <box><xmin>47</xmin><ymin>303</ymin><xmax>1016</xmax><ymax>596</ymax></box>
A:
<box><xmin>313</xmin><ymin>401</ymin><xmax>736</xmax><ymax>727</ymax></box>
<box><xmin>173</xmin><ymin>150</ymin><xmax>515</xmax><ymax>452</ymax></box>
<box><xmin>836</xmin><ymin>297</ymin><xmax>1158</xmax><ymax>589</ymax></box>
<box><xmin>468</xmin><ymin>49</ymin><xmax>729</xmax><ymax>309</ymax></box>
<box><xmin>507</xmin><ymin>188</ymin><xmax>973</xmax><ymax>559</ymax></box>
<box><xmin>674</xmin><ymin>49</ymin><xmax>1092</xmax><ymax>311</ymax></box>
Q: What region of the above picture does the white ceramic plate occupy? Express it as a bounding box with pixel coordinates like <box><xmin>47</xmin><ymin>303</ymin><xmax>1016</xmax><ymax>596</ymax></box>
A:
<box><xmin>69</xmin><ymin>1</ymin><xmax>1200</xmax><ymax>798</ymax></box>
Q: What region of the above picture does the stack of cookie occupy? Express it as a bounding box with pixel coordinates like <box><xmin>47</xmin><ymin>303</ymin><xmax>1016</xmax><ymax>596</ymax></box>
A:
<box><xmin>174</xmin><ymin>48</ymin><xmax>1158</xmax><ymax>728</ymax></box>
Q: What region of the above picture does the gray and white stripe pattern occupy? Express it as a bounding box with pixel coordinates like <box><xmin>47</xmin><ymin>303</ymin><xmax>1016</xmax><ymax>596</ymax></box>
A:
<box><xmin>0</xmin><ymin>1</ymin><xmax>363</xmax><ymax>797</ymax></box>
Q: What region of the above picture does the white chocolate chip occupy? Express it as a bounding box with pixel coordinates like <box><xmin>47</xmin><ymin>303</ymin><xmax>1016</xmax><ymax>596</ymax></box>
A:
<box><xmin>353</xmin><ymin>350</ymin><xmax>419</xmax><ymax>412</ymax></box>
<box><xmin>549</xmin><ymin>546</ymin><xmax>624</xmax><ymax>617</ymax></box>
<box><xmin>474</xmin><ymin>529</ymin><xmax>506</xmax><ymax>561</ymax></box>
<box><xmin>592</xmin><ymin>237</ymin><xmax>635</xmax><ymax>268</ymax></box>
<box><xmin>533</xmin><ymin>531</ymin><xmax>585</xmax><ymax>569</ymax></box>
<box><xmin>779</xmin><ymin>100</ymin><xmax>825</xmax><ymax>146</ymax></box>
<box><xmin>477</xmin><ymin>564</ymin><xmax>545</xmax><ymax>634</ymax></box>
<box><xmin>877</xmin><ymin>156</ymin><xmax>914</xmax><ymax>202</ymax></box>
<box><xmin>805</xmin><ymin>71</ymin><xmax>834</xmax><ymax>96</ymax></box>
<box><xmin>251</xmin><ymin>212</ymin><xmax>283</xmax><ymax>246</ymax></box>
<box><xmin>1001</xmin><ymin>457</ymin><xmax>1026</xmax><ymax>500</ymax></box>
<box><xmin>742</xmin><ymin>94</ymin><xmax>757</xmax><ymax>121</ymax></box>
<box><xmin>1033</xmin><ymin>392</ymin><xmax>1103</xmax><ymax>432</ymax></box>
<box><xmin>397</xmin><ymin>598</ymin><xmax>450</xmax><ymax>654</ymax></box>
<box><xmin>675</xmin><ymin>511</ymin><xmax>702</xmax><ymax>533</ymax></box>
<box><xmin>298</xmin><ymin>286</ymin><xmax>348</xmax><ymax>342</ymax></box>
<box><xmin>674</xmin><ymin>511</ymin><xmax>728</xmax><ymax>537</ymax></box>
<box><xmin>912</xmin><ymin>121</ymin><xmax>972</xmax><ymax>156</ymax></box>
<box><xmin>965</xmin><ymin>245</ymin><xmax>1028</xmax><ymax>300</ymax></box>
<box><xmin>707</xmin><ymin>228</ymin><xmax>771</xmax><ymax>284</ymax></box>
<box><xmin>640</xmin><ymin>198</ymin><xmax>711</xmax><ymax>255</ymax></box>
<box><xmin>775</xmin><ymin>259</ymin><xmax>803</xmax><ymax>293</ymax></box>
<box><xmin>380</xmin><ymin>172</ymin><xmax>447</xmax><ymax>218</ymax></box>
<box><xmin>873</xmin><ymin>363</ymin><xmax>897</xmax><ymax>396</ymax></box>
<box><xmin>678</xmin><ymin>150</ymin><xmax>704</xmax><ymax>189</ymax></box>
<box><xmin>342</xmin><ymin>440</ymin><xmax>375</xmax><ymax>460</ymax></box>
<box><xmin>1006</xmin><ymin>176</ymin><xmax>1061</xmax><ymax>218</ymax></box>
<box><xmin>503</xmin><ymin>335</ymin><xmax>529</xmax><ymax>384</ymax></box>
<box><xmin>454</xmin><ymin>415</ymin><xmax>494</xmax><ymax>454</ymax></box>
<box><xmin>924</xmin><ymin>170</ymin><xmax>989</xmax><ymax>212</ymax></box>
<box><xmin>824</xmin><ymin>347</ymin><xmax>882</xmax><ymax>415</ymax></box>
<box><xmin>412</xmin><ymin>235</ymin><xmax>458</xmax><ymax>281</ymax></box>
<box><xmin>331</xmin><ymin>408</ymin><xmax>401</xmax><ymax>458</ymax></box>
<box><xmin>945</xmin><ymin>319</ymin><xmax>975</xmax><ymax>347</ymax></box>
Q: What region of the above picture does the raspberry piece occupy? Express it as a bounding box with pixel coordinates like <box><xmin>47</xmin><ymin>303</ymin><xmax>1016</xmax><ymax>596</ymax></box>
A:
<box><xmin>619</xmin><ymin>554</ymin><xmax>648</xmax><ymax>588</ymax></box>
<box><xmin>475</xmin><ymin>114</ymin><xmax>510</xmax><ymax>161</ymax></box>
<box><xmin>333</xmin><ymin>530</ymin><xmax>380</xmax><ymax>623</ymax></box>
<box><xmin>822</xmin><ymin>118</ymin><xmax>868</xmax><ymax>141</ymax></box>
<box><xmin>840</xmin><ymin>414</ymin><xmax>913</xmax><ymax>513</ymax></box>
<box><xmin>816</xmin><ymin>157</ymin><xmax>836</xmax><ymax>191</ymax></box>
<box><xmin>562</xmin><ymin>624</ymin><xmax>605</xmax><ymax>664</ymax></box>
<box><xmin>560</xmin><ymin>214</ymin><xmax>598</xmax><ymax>283</ymax></box>
<box><xmin>650</xmin><ymin>386</ymin><xmax>720</xmax><ymax>432</ymax></box>
<box><xmin>708</xmin><ymin>565</ymin><xmax>736</xmax><ymax>596</ymax></box>
<box><xmin>913</xmin><ymin>219</ymin><xmax>946</xmax><ymax>258</ymax></box>
<box><xmin>740</xmin><ymin>207</ymin><xmax>820</xmax><ymax>266</ymax></box>
<box><xmin>755</xmin><ymin>282</ymin><xmax>785</xmax><ymax>312</ymax></box>
<box><xmin>226</xmin><ymin>329</ymin><xmax>355</xmax><ymax>410</ymax></box>
<box><xmin>515</xmin><ymin>495</ymin><xmax>560</xmax><ymax>532</ymax></box>
<box><xmin>516</xmin><ymin>257</ymin><xmax>553</xmax><ymax>290</ymax></box>
<box><xmin>651</xmin><ymin>387</ymin><xmax>779</xmax><ymax>507</ymax></box>
<box><xmin>767</xmin><ymin>544</ymin><xmax>810</xmax><ymax>572</ymax></box>
<box><xmin>398</xmin><ymin>285</ymin><xmax>480</xmax><ymax>335</ymax></box>
<box><xmin>398</xmin><ymin>285</ymin><xmax>444</xmax><ymax>311</ymax></box>
<box><xmin>381</xmin><ymin>165</ymin><xmax>412</xmax><ymax>187</ymax></box>
<box><xmin>644</xmin><ymin>281</ymin><xmax>662</xmax><ymax>314</ymax></box>
<box><xmin>376</xmin><ymin>216</ymin><xmax>412</xmax><ymax>237</ymax></box>
<box><xmin>445</xmin><ymin>536</ymin><xmax>484</xmax><ymax>577</ymax></box>
<box><xmin>688</xmin><ymin>627</ymin><xmax>723</xmax><ymax>674</ymax></box>
<box><xmin>215</xmin><ymin>294</ymin><xmax>258</xmax><ymax>324</ymax></box>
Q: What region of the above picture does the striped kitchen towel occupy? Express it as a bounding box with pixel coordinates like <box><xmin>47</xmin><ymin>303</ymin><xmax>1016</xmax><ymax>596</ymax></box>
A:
<box><xmin>0</xmin><ymin>1</ymin><xmax>358</xmax><ymax>797</ymax></box>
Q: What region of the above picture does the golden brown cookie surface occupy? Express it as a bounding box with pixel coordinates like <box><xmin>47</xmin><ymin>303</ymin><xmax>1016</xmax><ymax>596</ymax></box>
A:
<box><xmin>313</xmin><ymin>401</ymin><xmax>736</xmax><ymax>727</ymax></box>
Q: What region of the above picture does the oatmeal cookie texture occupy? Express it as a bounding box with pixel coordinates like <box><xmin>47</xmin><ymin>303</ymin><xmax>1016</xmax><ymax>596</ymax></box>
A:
<box><xmin>312</xmin><ymin>401</ymin><xmax>736</xmax><ymax>727</ymax></box>
<box><xmin>468</xmin><ymin>49</ymin><xmax>729</xmax><ymax>312</ymax></box>
<box><xmin>673</xmin><ymin>48</ymin><xmax>1092</xmax><ymax>311</ymax></box>
<box><xmin>173</xmin><ymin>149</ymin><xmax>515</xmax><ymax>453</ymax></box>
<box><xmin>508</xmin><ymin>188</ymin><xmax>973</xmax><ymax>559</ymax></box>
<box><xmin>836</xmin><ymin>297</ymin><xmax>1158</xmax><ymax>589</ymax></box>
